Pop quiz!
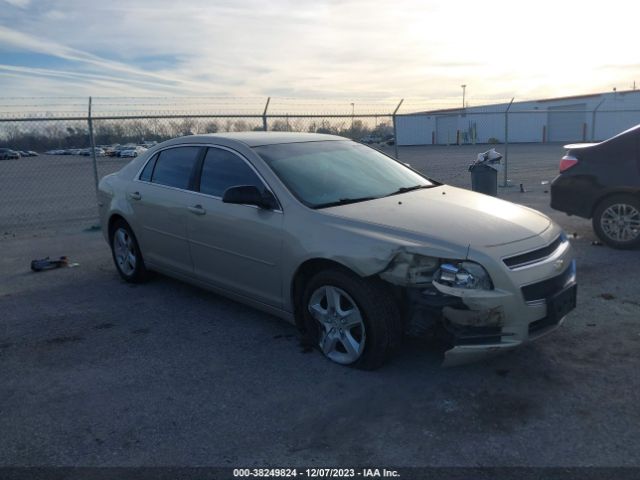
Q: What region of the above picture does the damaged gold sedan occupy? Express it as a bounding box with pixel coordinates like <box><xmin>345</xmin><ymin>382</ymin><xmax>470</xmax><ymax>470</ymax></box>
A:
<box><xmin>98</xmin><ymin>132</ymin><xmax>577</xmax><ymax>369</ymax></box>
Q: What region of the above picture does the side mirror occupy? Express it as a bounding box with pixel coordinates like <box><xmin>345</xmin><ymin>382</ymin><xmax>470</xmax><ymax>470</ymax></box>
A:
<box><xmin>222</xmin><ymin>185</ymin><xmax>278</xmax><ymax>210</ymax></box>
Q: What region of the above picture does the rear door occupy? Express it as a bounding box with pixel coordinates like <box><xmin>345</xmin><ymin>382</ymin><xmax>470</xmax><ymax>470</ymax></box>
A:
<box><xmin>130</xmin><ymin>146</ymin><xmax>203</xmax><ymax>275</ymax></box>
<box><xmin>186</xmin><ymin>146</ymin><xmax>284</xmax><ymax>307</ymax></box>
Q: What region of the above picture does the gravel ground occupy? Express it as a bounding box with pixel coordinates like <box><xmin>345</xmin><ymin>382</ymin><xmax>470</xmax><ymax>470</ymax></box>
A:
<box><xmin>0</xmin><ymin>154</ymin><xmax>128</xmax><ymax>235</ymax></box>
<box><xmin>1</xmin><ymin>144</ymin><xmax>639</xmax><ymax>468</ymax></box>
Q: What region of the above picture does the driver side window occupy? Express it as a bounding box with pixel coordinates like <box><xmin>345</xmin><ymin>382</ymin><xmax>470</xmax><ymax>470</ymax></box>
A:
<box><xmin>198</xmin><ymin>147</ymin><xmax>264</xmax><ymax>197</ymax></box>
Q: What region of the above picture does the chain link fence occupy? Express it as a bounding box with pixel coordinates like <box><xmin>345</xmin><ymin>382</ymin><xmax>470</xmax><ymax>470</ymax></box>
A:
<box><xmin>0</xmin><ymin>98</ymin><xmax>398</xmax><ymax>236</ymax></box>
<box><xmin>395</xmin><ymin>99</ymin><xmax>640</xmax><ymax>186</ymax></box>
<box><xmin>0</xmin><ymin>116</ymin><xmax>98</xmax><ymax>234</ymax></box>
<box><xmin>1</xmin><ymin>95</ymin><xmax>639</xmax><ymax>236</ymax></box>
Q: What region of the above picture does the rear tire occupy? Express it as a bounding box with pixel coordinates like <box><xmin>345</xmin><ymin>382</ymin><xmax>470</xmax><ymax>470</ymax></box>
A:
<box><xmin>301</xmin><ymin>268</ymin><xmax>401</xmax><ymax>370</ymax></box>
<box><xmin>110</xmin><ymin>219</ymin><xmax>149</xmax><ymax>283</ymax></box>
<box><xmin>593</xmin><ymin>194</ymin><xmax>640</xmax><ymax>249</ymax></box>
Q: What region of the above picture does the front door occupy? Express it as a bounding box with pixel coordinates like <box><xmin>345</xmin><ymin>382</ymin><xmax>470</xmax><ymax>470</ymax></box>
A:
<box><xmin>186</xmin><ymin>146</ymin><xmax>284</xmax><ymax>307</ymax></box>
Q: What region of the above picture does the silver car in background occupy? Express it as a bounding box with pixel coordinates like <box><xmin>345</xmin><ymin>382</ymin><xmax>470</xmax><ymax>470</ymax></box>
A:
<box><xmin>98</xmin><ymin>132</ymin><xmax>577</xmax><ymax>369</ymax></box>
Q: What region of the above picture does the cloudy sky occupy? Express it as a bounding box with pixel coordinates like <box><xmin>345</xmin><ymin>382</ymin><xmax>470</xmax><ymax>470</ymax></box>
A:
<box><xmin>0</xmin><ymin>0</ymin><xmax>638</xmax><ymax>105</ymax></box>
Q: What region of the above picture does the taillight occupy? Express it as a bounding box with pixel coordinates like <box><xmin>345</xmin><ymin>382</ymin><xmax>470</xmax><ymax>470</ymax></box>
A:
<box><xmin>559</xmin><ymin>155</ymin><xmax>578</xmax><ymax>173</ymax></box>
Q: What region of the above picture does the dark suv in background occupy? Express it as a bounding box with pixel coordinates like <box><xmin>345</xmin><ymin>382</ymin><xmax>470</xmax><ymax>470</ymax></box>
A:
<box><xmin>0</xmin><ymin>148</ymin><xmax>21</xmax><ymax>160</ymax></box>
<box><xmin>551</xmin><ymin>125</ymin><xmax>640</xmax><ymax>249</ymax></box>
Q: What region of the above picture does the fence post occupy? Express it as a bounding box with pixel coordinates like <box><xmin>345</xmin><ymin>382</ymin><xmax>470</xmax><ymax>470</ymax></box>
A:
<box><xmin>262</xmin><ymin>96</ymin><xmax>271</xmax><ymax>131</ymax></box>
<box><xmin>502</xmin><ymin>97</ymin><xmax>515</xmax><ymax>188</ymax></box>
<box><xmin>392</xmin><ymin>98</ymin><xmax>404</xmax><ymax>159</ymax></box>
<box><xmin>591</xmin><ymin>99</ymin><xmax>604</xmax><ymax>141</ymax></box>
<box><xmin>87</xmin><ymin>97</ymin><xmax>100</xmax><ymax>205</ymax></box>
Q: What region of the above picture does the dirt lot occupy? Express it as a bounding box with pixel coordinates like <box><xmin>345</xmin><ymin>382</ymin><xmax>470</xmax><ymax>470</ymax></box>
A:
<box><xmin>1</xmin><ymin>144</ymin><xmax>639</xmax><ymax>467</ymax></box>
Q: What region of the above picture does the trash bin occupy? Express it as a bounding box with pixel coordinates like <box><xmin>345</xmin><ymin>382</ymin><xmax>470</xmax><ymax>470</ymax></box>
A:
<box><xmin>469</xmin><ymin>148</ymin><xmax>502</xmax><ymax>197</ymax></box>
<box><xmin>469</xmin><ymin>163</ymin><xmax>498</xmax><ymax>196</ymax></box>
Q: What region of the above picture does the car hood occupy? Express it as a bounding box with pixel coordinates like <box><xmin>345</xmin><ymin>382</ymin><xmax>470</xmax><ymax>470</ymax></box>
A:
<box><xmin>322</xmin><ymin>185</ymin><xmax>551</xmax><ymax>249</ymax></box>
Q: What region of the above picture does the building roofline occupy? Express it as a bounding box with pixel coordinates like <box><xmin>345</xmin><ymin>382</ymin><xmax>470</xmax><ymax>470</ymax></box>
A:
<box><xmin>411</xmin><ymin>89</ymin><xmax>640</xmax><ymax>115</ymax></box>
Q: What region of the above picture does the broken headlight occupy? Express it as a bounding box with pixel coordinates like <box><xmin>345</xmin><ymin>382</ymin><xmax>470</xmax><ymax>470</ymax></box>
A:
<box><xmin>379</xmin><ymin>253</ymin><xmax>441</xmax><ymax>286</ymax></box>
<box><xmin>433</xmin><ymin>262</ymin><xmax>493</xmax><ymax>290</ymax></box>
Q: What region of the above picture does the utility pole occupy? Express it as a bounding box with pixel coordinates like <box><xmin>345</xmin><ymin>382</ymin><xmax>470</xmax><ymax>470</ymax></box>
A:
<box><xmin>461</xmin><ymin>84</ymin><xmax>467</xmax><ymax>109</ymax></box>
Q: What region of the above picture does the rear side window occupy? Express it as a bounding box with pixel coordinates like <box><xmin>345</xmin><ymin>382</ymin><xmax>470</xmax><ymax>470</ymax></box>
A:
<box><xmin>151</xmin><ymin>147</ymin><xmax>201</xmax><ymax>189</ymax></box>
<box><xmin>139</xmin><ymin>153</ymin><xmax>158</xmax><ymax>182</ymax></box>
<box><xmin>199</xmin><ymin>147</ymin><xmax>264</xmax><ymax>197</ymax></box>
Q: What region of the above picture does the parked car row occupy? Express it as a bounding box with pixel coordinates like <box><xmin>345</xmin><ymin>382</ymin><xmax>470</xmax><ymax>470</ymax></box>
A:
<box><xmin>43</xmin><ymin>144</ymin><xmax>153</xmax><ymax>158</ymax></box>
<box><xmin>0</xmin><ymin>148</ymin><xmax>38</xmax><ymax>159</ymax></box>
<box><xmin>117</xmin><ymin>146</ymin><xmax>149</xmax><ymax>158</ymax></box>
<box><xmin>45</xmin><ymin>148</ymin><xmax>95</xmax><ymax>156</ymax></box>
<box><xmin>45</xmin><ymin>147</ymin><xmax>107</xmax><ymax>156</ymax></box>
<box><xmin>104</xmin><ymin>143</ymin><xmax>156</xmax><ymax>158</ymax></box>
<box><xmin>360</xmin><ymin>134</ymin><xmax>395</xmax><ymax>145</ymax></box>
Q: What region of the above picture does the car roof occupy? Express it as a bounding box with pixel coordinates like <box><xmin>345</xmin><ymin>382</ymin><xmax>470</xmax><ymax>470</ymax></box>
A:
<box><xmin>169</xmin><ymin>132</ymin><xmax>348</xmax><ymax>148</ymax></box>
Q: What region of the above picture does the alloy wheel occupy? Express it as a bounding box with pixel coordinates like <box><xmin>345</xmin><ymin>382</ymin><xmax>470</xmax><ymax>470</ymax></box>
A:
<box><xmin>600</xmin><ymin>203</ymin><xmax>640</xmax><ymax>243</ymax></box>
<box><xmin>113</xmin><ymin>227</ymin><xmax>137</xmax><ymax>276</ymax></box>
<box><xmin>308</xmin><ymin>285</ymin><xmax>366</xmax><ymax>364</ymax></box>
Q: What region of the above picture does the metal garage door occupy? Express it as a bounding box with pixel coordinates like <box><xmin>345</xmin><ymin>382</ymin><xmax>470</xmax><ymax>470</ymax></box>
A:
<box><xmin>547</xmin><ymin>103</ymin><xmax>586</xmax><ymax>142</ymax></box>
<box><xmin>436</xmin><ymin>115</ymin><xmax>458</xmax><ymax>144</ymax></box>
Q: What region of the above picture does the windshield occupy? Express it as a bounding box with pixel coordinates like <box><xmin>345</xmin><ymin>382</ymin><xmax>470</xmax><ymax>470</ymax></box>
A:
<box><xmin>254</xmin><ymin>140</ymin><xmax>434</xmax><ymax>208</ymax></box>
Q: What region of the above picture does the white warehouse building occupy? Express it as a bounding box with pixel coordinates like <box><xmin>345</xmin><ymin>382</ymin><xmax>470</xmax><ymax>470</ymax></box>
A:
<box><xmin>396</xmin><ymin>89</ymin><xmax>640</xmax><ymax>146</ymax></box>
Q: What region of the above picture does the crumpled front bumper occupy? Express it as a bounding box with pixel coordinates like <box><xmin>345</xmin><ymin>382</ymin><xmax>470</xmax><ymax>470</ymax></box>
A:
<box><xmin>438</xmin><ymin>258</ymin><xmax>577</xmax><ymax>366</ymax></box>
<box><xmin>398</xmin><ymin>243</ymin><xmax>577</xmax><ymax>367</ymax></box>
<box><xmin>442</xmin><ymin>316</ymin><xmax>565</xmax><ymax>367</ymax></box>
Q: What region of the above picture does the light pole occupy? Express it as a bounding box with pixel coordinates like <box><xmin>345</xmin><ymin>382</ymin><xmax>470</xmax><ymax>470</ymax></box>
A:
<box><xmin>461</xmin><ymin>84</ymin><xmax>467</xmax><ymax>109</ymax></box>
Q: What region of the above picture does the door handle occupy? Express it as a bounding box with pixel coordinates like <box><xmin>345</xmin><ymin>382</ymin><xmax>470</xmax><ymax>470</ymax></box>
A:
<box><xmin>188</xmin><ymin>204</ymin><xmax>206</xmax><ymax>215</ymax></box>
<box><xmin>128</xmin><ymin>191</ymin><xmax>141</xmax><ymax>200</ymax></box>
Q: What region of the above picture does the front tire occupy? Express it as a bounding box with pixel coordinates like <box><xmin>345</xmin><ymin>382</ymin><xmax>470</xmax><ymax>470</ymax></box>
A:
<box><xmin>110</xmin><ymin>220</ymin><xmax>149</xmax><ymax>282</ymax></box>
<box><xmin>301</xmin><ymin>268</ymin><xmax>401</xmax><ymax>370</ymax></box>
<box><xmin>593</xmin><ymin>194</ymin><xmax>640</xmax><ymax>249</ymax></box>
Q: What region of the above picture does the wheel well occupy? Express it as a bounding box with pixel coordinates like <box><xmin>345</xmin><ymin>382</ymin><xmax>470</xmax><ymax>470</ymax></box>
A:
<box><xmin>290</xmin><ymin>258</ymin><xmax>358</xmax><ymax>331</ymax></box>
<box><xmin>590</xmin><ymin>189</ymin><xmax>640</xmax><ymax>218</ymax></box>
<box><xmin>107</xmin><ymin>214</ymin><xmax>128</xmax><ymax>240</ymax></box>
